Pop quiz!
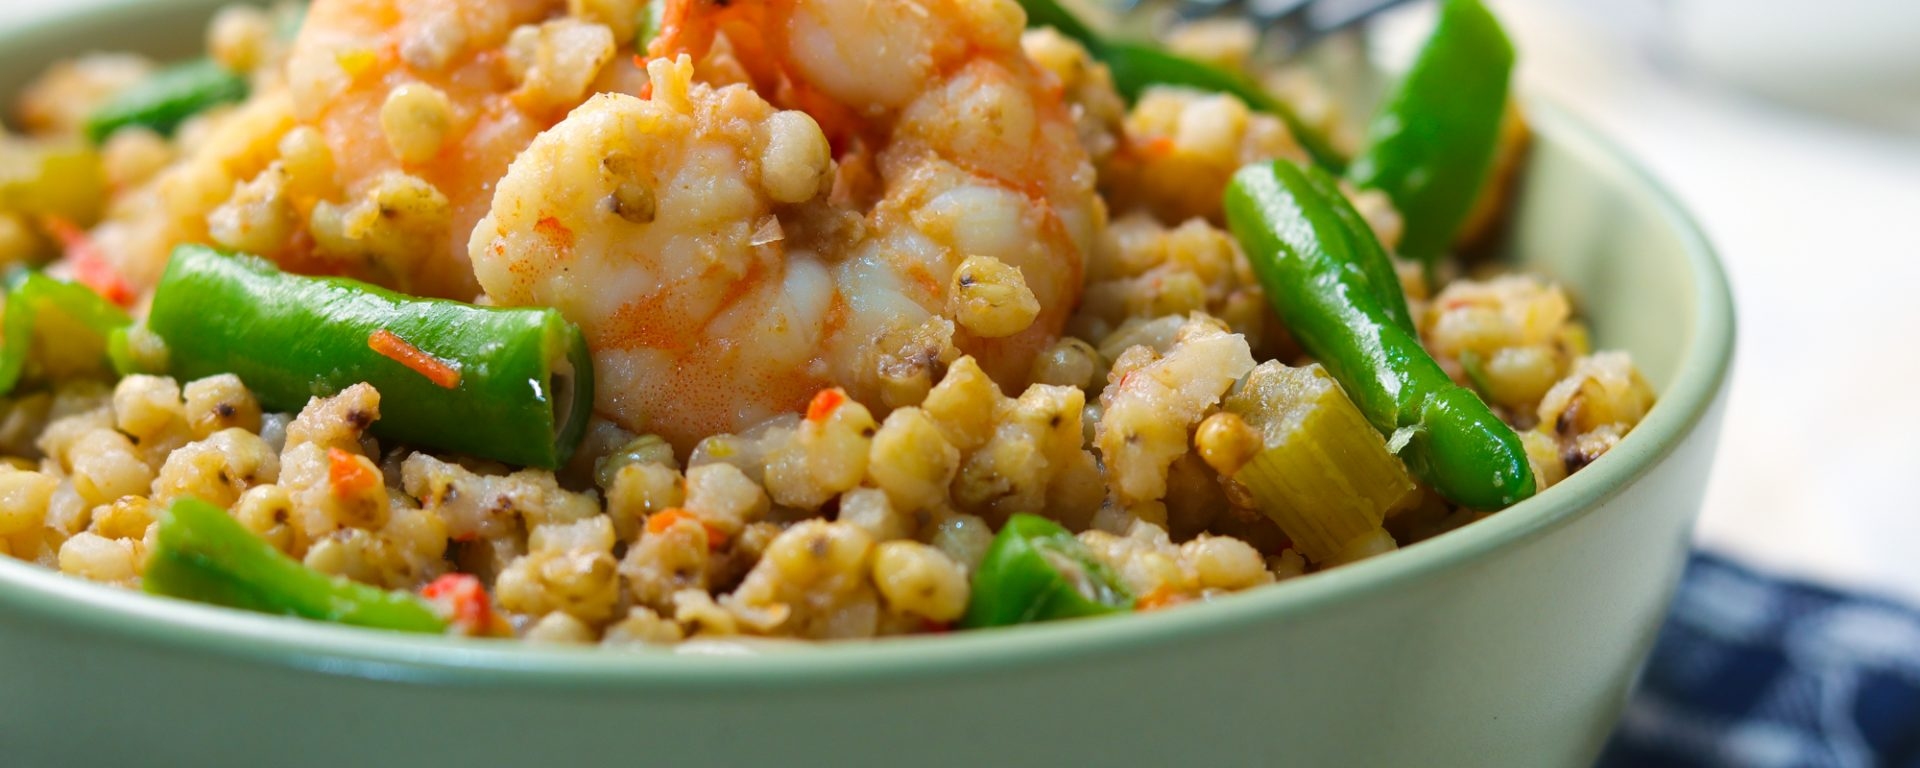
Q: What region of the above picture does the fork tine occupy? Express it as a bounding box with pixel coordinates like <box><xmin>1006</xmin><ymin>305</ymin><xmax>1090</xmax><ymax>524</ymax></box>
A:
<box><xmin>1155</xmin><ymin>0</ymin><xmax>1309</xmax><ymax>22</ymax></box>
<box><xmin>1245</xmin><ymin>0</ymin><xmax>1316</xmax><ymax>19</ymax></box>
<box><xmin>1175</xmin><ymin>0</ymin><xmax>1247</xmax><ymax>18</ymax></box>
<box><xmin>1144</xmin><ymin>0</ymin><xmax>1419</xmax><ymax>55</ymax></box>
<box><xmin>1300</xmin><ymin>0</ymin><xmax>1420</xmax><ymax>39</ymax></box>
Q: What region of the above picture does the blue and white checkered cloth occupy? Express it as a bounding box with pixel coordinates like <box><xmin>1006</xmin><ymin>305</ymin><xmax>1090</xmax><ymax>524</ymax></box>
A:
<box><xmin>1598</xmin><ymin>552</ymin><xmax>1920</xmax><ymax>768</ymax></box>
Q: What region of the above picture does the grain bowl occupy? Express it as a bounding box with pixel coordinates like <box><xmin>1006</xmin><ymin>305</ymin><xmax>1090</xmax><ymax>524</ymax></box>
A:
<box><xmin>0</xmin><ymin>0</ymin><xmax>1732</xmax><ymax>765</ymax></box>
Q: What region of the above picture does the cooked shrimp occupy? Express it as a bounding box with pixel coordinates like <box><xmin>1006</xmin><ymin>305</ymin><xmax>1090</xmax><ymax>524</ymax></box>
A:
<box><xmin>471</xmin><ymin>0</ymin><xmax>1101</xmax><ymax>451</ymax></box>
<box><xmin>282</xmin><ymin>0</ymin><xmax>620</xmax><ymax>298</ymax></box>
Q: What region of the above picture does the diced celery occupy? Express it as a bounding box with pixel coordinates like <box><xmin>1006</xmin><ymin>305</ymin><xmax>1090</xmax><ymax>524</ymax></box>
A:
<box><xmin>0</xmin><ymin>139</ymin><xmax>106</xmax><ymax>228</ymax></box>
<box><xmin>1223</xmin><ymin>362</ymin><xmax>1419</xmax><ymax>563</ymax></box>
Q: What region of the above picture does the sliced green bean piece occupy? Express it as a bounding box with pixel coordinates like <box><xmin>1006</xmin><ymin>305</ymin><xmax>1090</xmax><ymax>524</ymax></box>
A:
<box><xmin>1226</xmin><ymin>160</ymin><xmax>1534</xmax><ymax>509</ymax></box>
<box><xmin>146</xmin><ymin>245</ymin><xmax>593</xmax><ymax>469</ymax></box>
<box><xmin>1348</xmin><ymin>0</ymin><xmax>1514</xmax><ymax>262</ymax></box>
<box><xmin>144</xmin><ymin>496</ymin><xmax>447</xmax><ymax>633</ymax></box>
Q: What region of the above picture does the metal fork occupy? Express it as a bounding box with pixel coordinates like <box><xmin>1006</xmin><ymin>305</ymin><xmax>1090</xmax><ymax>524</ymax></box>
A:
<box><xmin>1107</xmin><ymin>0</ymin><xmax>1422</xmax><ymax>56</ymax></box>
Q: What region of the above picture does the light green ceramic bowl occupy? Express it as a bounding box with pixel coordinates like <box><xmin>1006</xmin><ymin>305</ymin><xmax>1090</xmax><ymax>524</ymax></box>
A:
<box><xmin>0</xmin><ymin>2</ymin><xmax>1734</xmax><ymax>765</ymax></box>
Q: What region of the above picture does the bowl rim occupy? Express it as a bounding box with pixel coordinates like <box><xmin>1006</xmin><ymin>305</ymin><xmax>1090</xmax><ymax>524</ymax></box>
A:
<box><xmin>0</xmin><ymin>4</ymin><xmax>1735</xmax><ymax>692</ymax></box>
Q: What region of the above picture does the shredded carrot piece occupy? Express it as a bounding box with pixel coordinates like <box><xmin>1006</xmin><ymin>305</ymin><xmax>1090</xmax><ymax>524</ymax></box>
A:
<box><xmin>805</xmin><ymin>388</ymin><xmax>845</xmax><ymax>423</ymax></box>
<box><xmin>646</xmin><ymin>508</ymin><xmax>725</xmax><ymax>549</ymax></box>
<box><xmin>368</xmin><ymin>329</ymin><xmax>462</xmax><ymax>389</ymax></box>
<box><xmin>633</xmin><ymin>55</ymin><xmax>655</xmax><ymax>99</ymax></box>
<box><xmin>1140</xmin><ymin>136</ymin><xmax>1176</xmax><ymax>158</ymax></box>
<box><xmin>644</xmin><ymin>508</ymin><xmax>686</xmax><ymax>535</ymax></box>
<box><xmin>421</xmin><ymin>573</ymin><xmax>495</xmax><ymax>635</ymax></box>
<box><xmin>327</xmin><ymin>447</ymin><xmax>379</xmax><ymax>497</ymax></box>
<box><xmin>39</xmin><ymin>215</ymin><xmax>134</xmax><ymax>307</ymax></box>
<box><xmin>1135</xmin><ymin>585</ymin><xmax>1186</xmax><ymax>612</ymax></box>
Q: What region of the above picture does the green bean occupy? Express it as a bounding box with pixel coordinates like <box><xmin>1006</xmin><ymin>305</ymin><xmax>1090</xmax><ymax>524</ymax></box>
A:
<box><xmin>145</xmin><ymin>245</ymin><xmax>593</xmax><ymax>469</ymax></box>
<box><xmin>1348</xmin><ymin>0</ymin><xmax>1514</xmax><ymax>262</ymax></box>
<box><xmin>1225</xmin><ymin>160</ymin><xmax>1534</xmax><ymax>509</ymax></box>
<box><xmin>84</xmin><ymin>58</ymin><xmax>249</xmax><ymax>144</ymax></box>
<box><xmin>144</xmin><ymin>496</ymin><xmax>447</xmax><ymax>633</ymax></box>
<box><xmin>1297</xmin><ymin>165</ymin><xmax>1413</xmax><ymax>332</ymax></box>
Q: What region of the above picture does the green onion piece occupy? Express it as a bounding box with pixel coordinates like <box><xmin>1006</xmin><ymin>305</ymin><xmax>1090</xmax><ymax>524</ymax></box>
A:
<box><xmin>961</xmin><ymin>513</ymin><xmax>1133</xmax><ymax>629</ymax></box>
<box><xmin>1457</xmin><ymin>349</ymin><xmax>1495</xmax><ymax>398</ymax></box>
<box><xmin>144</xmin><ymin>496</ymin><xmax>447</xmax><ymax>633</ymax></box>
<box><xmin>84</xmin><ymin>58</ymin><xmax>249</xmax><ymax>144</ymax></box>
<box><xmin>146</xmin><ymin>245</ymin><xmax>594</xmax><ymax>469</ymax></box>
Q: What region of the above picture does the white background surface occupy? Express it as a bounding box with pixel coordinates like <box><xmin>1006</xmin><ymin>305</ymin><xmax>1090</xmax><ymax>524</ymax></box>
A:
<box><xmin>0</xmin><ymin>0</ymin><xmax>1914</xmax><ymax>603</ymax></box>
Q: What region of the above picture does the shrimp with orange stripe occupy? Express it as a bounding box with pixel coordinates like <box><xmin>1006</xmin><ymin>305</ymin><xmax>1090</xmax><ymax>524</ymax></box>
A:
<box><xmin>280</xmin><ymin>0</ymin><xmax>641</xmax><ymax>298</ymax></box>
<box><xmin>469</xmin><ymin>0</ymin><xmax>1103</xmax><ymax>451</ymax></box>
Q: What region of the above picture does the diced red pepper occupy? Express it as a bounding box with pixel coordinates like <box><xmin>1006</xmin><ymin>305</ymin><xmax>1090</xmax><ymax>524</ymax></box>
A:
<box><xmin>39</xmin><ymin>215</ymin><xmax>133</xmax><ymax>307</ymax></box>
<box><xmin>646</xmin><ymin>507</ymin><xmax>725</xmax><ymax>549</ymax></box>
<box><xmin>420</xmin><ymin>573</ymin><xmax>494</xmax><ymax>635</ymax></box>
<box><xmin>326</xmin><ymin>446</ymin><xmax>379</xmax><ymax>497</ymax></box>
